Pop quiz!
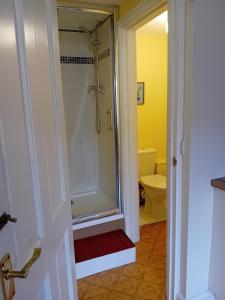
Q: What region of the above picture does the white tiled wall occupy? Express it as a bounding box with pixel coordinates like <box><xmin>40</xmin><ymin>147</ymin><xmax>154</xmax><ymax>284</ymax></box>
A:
<box><xmin>59</xmin><ymin>31</ymin><xmax>92</xmax><ymax>57</ymax></box>
<box><xmin>59</xmin><ymin>31</ymin><xmax>99</xmax><ymax>196</ymax></box>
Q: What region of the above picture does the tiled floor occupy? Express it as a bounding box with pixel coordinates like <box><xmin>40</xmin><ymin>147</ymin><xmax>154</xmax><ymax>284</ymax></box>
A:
<box><xmin>77</xmin><ymin>222</ymin><xmax>167</xmax><ymax>300</ymax></box>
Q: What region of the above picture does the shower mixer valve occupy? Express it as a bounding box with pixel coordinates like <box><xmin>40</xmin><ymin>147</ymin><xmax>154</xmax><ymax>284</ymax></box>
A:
<box><xmin>88</xmin><ymin>84</ymin><xmax>105</xmax><ymax>95</ymax></box>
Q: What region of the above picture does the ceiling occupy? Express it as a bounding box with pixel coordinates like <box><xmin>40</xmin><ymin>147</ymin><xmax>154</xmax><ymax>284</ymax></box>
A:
<box><xmin>137</xmin><ymin>11</ymin><xmax>168</xmax><ymax>35</ymax></box>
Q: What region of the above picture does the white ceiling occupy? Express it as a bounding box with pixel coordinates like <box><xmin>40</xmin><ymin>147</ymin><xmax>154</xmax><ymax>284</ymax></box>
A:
<box><xmin>137</xmin><ymin>11</ymin><xmax>168</xmax><ymax>35</ymax></box>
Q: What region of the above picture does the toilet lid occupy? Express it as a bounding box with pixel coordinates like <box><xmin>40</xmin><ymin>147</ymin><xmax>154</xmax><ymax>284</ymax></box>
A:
<box><xmin>140</xmin><ymin>174</ymin><xmax>167</xmax><ymax>190</ymax></box>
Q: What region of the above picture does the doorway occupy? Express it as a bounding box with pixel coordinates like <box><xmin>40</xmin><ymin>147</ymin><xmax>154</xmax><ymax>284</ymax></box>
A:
<box><xmin>74</xmin><ymin>8</ymin><xmax>169</xmax><ymax>298</ymax></box>
<box><xmin>118</xmin><ymin>0</ymin><xmax>185</xmax><ymax>299</ymax></box>
<box><xmin>136</xmin><ymin>10</ymin><xmax>168</xmax><ymax>299</ymax></box>
<box><xmin>73</xmin><ymin>5</ymin><xmax>169</xmax><ymax>299</ymax></box>
<box><xmin>136</xmin><ymin>11</ymin><xmax>168</xmax><ymax>227</ymax></box>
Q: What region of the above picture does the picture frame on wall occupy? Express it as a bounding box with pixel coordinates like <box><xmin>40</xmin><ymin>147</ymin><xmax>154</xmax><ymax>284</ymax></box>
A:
<box><xmin>137</xmin><ymin>82</ymin><xmax>144</xmax><ymax>105</ymax></box>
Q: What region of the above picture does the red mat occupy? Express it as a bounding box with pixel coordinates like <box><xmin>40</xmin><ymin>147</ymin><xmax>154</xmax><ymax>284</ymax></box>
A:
<box><xmin>74</xmin><ymin>230</ymin><xmax>135</xmax><ymax>263</ymax></box>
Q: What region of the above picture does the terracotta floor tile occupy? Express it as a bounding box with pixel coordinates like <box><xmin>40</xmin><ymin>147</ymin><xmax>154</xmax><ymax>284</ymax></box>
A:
<box><xmin>114</xmin><ymin>275</ymin><xmax>140</xmax><ymax>295</ymax></box>
<box><xmin>135</xmin><ymin>281</ymin><xmax>162</xmax><ymax>300</ymax></box>
<box><xmin>121</xmin><ymin>263</ymin><xmax>150</xmax><ymax>279</ymax></box>
<box><xmin>83</xmin><ymin>271</ymin><xmax>118</xmax><ymax>289</ymax></box>
<box><xmin>154</xmin><ymin>240</ymin><xmax>166</xmax><ymax>249</ymax></box>
<box><xmin>141</xmin><ymin>223</ymin><xmax>162</xmax><ymax>233</ymax></box>
<box><xmin>149</xmin><ymin>254</ymin><xmax>166</xmax><ymax>267</ymax></box>
<box><xmin>153</xmin><ymin>247</ymin><xmax>166</xmax><ymax>257</ymax></box>
<box><xmin>143</xmin><ymin>267</ymin><xmax>166</xmax><ymax>286</ymax></box>
<box><xmin>108</xmin><ymin>291</ymin><xmax>133</xmax><ymax>300</ymax></box>
<box><xmin>77</xmin><ymin>281</ymin><xmax>90</xmax><ymax>299</ymax></box>
<box><xmin>108</xmin><ymin>266</ymin><xmax>125</xmax><ymax>275</ymax></box>
<box><xmin>81</xmin><ymin>285</ymin><xmax>111</xmax><ymax>300</ymax></box>
<box><xmin>133</xmin><ymin>295</ymin><xmax>161</xmax><ymax>300</ymax></box>
<box><xmin>136</xmin><ymin>241</ymin><xmax>153</xmax><ymax>254</ymax></box>
<box><xmin>136</xmin><ymin>251</ymin><xmax>150</xmax><ymax>265</ymax></box>
<box><xmin>147</xmin><ymin>252</ymin><xmax>166</xmax><ymax>270</ymax></box>
<box><xmin>140</xmin><ymin>231</ymin><xmax>159</xmax><ymax>243</ymax></box>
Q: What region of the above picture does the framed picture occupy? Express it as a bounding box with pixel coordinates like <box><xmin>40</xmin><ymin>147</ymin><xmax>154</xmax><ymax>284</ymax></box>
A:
<box><xmin>137</xmin><ymin>82</ymin><xmax>144</xmax><ymax>105</ymax></box>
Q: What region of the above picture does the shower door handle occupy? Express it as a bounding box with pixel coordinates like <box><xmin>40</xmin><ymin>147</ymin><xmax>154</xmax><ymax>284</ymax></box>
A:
<box><xmin>106</xmin><ymin>110</ymin><xmax>113</xmax><ymax>131</ymax></box>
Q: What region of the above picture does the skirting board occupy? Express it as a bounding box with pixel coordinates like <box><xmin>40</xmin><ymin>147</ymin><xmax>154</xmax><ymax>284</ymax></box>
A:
<box><xmin>176</xmin><ymin>290</ymin><xmax>215</xmax><ymax>300</ymax></box>
<box><xmin>76</xmin><ymin>247</ymin><xmax>136</xmax><ymax>279</ymax></box>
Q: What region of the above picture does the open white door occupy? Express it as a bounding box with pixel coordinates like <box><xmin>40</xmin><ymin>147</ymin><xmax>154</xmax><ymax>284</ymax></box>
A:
<box><xmin>0</xmin><ymin>0</ymin><xmax>76</xmax><ymax>299</ymax></box>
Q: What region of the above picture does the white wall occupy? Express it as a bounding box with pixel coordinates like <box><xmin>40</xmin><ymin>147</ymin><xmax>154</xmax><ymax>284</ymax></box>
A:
<box><xmin>59</xmin><ymin>31</ymin><xmax>99</xmax><ymax>196</ymax></box>
<box><xmin>209</xmin><ymin>189</ymin><xmax>225</xmax><ymax>299</ymax></box>
<box><xmin>180</xmin><ymin>0</ymin><xmax>225</xmax><ymax>298</ymax></box>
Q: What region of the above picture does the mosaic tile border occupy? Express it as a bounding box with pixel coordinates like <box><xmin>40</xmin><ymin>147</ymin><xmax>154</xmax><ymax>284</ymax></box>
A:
<box><xmin>58</xmin><ymin>28</ymin><xmax>84</xmax><ymax>33</ymax></box>
<box><xmin>60</xmin><ymin>56</ymin><xmax>95</xmax><ymax>64</ymax></box>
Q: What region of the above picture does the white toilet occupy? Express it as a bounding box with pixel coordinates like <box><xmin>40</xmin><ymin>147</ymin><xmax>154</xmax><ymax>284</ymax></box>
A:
<box><xmin>138</xmin><ymin>149</ymin><xmax>167</xmax><ymax>221</ymax></box>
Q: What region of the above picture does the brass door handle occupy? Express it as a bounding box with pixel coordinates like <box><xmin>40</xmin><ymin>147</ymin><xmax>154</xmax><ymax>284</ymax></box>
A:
<box><xmin>0</xmin><ymin>212</ymin><xmax>17</xmax><ymax>231</ymax></box>
<box><xmin>3</xmin><ymin>248</ymin><xmax>41</xmax><ymax>280</ymax></box>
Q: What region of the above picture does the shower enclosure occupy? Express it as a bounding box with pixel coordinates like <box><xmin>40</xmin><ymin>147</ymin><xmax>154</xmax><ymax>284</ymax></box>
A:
<box><xmin>57</xmin><ymin>6</ymin><xmax>120</xmax><ymax>225</ymax></box>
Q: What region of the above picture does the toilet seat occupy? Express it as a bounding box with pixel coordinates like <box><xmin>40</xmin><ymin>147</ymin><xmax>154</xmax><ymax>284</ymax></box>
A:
<box><xmin>140</xmin><ymin>174</ymin><xmax>166</xmax><ymax>191</ymax></box>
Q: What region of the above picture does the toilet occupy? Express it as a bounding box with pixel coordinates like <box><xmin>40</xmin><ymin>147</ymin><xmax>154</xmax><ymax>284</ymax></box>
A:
<box><xmin>138</xmin><ymin>149</ymin><xmax>167</xmax><ymax>220</ymax></box>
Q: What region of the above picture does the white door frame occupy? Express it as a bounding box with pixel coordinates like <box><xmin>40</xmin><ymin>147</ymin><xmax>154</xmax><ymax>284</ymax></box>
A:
<box><xmin>118</xmin><ymin>0</ymin><xmax>186</xmax><ymax>299</ymax></box>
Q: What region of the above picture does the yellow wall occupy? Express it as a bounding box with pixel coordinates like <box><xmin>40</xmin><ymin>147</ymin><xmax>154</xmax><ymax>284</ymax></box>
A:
<box><xmin>136</xmin><ymin>31</ymin><xmax>167</xmax><ymax>159</ymax></box>
<box><xmin>119</xmin><ymin>0</ymin><xmax>142</xmax><ymax>18</ymax></box>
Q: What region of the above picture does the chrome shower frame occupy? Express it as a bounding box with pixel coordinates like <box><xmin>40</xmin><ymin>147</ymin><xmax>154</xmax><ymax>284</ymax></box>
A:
<box><xmin>57</xmin><ymin>5</ymin><xmax>122</xmax><ymax>223</ymax></box>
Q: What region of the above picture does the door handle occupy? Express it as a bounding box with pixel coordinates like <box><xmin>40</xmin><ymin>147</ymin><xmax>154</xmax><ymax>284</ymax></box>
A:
<box><xmin>0</xmin><ymin>212</ymin><xmax>17</xmax><ymax>231</ymax></box>
<box><xmin>3</xmin><ymin>248</ymin><xmax>41</xmax><ymax>280</ymax></box>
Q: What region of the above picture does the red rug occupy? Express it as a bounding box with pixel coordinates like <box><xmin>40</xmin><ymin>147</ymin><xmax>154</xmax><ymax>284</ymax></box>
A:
<box><xmin>74</xmin><ymin>230</ymin><xmax>135</xmax><ymax>263</ymax></box>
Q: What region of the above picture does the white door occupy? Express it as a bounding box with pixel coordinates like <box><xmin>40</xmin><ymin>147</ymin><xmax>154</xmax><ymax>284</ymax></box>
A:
<box><xmin>0</xmin><ymin>0</ymin><xmax>77</xmax><ymax>299</ymax></box>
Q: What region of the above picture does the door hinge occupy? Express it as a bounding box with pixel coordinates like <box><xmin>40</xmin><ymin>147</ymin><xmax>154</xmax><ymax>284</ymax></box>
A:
<box><xmin>173</xmin><ymin>157</ymin><xmax>177</xmax><ymax>167</ymax></box>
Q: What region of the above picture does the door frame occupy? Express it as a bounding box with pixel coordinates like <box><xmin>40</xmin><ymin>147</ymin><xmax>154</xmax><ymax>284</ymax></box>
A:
<box><xmin>117</xmin><ymin>0</ymin><xmax>186</xmax><ymax>299</ymax></box>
